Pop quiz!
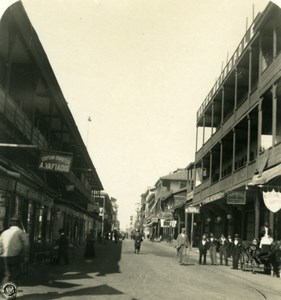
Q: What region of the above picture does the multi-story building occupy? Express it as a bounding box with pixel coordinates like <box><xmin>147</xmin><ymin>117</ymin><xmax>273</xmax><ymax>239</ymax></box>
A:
<box><xmin>143</xmin><ymin>169</ymin><xmax>188</xmax><ymax>241</ymax></box>
<box><xmin>193</xmin><ymin>1</ymin><xmax>281</xmax><ymax>241</ymax></box>
<box><xmin>0</xmin><ymin>1</ymin><xmax>104</xmax><ymax>255</ymax></box>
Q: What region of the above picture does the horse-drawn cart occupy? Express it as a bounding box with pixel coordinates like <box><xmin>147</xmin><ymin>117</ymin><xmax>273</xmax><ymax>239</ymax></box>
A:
<box><xmin>239</xmin><ymin>240</ymin><xmax>281</xmax><ymax>276</ymax></box>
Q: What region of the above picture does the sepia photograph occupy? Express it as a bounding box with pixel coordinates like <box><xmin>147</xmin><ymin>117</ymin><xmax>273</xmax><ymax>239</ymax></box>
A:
<box><xmin>0</xmin><ymin>0</ymin><xmax>281</xmax><ymax>299</ymax></box>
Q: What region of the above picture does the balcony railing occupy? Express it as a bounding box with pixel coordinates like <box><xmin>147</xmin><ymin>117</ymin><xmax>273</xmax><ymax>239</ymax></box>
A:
<box><xmin>197</xmin><ymin>21</ymin><xmax>255</xmax><ymax>121</ymax></box>
<box><xmin>0</xmin><ymin>87</ymin><xmax>48</xmax><ymax>149</ymax></box>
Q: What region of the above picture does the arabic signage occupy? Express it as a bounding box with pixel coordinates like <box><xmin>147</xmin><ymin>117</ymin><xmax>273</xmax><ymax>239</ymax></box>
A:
<box><xmin>227</xmin><ymin>191</ymin><xmax>246</xmax><ymax>205</ymax></box>
<box><xmin>39</xmin><ymin>152</ymin><xmax>73</xmax><ymax>173</ymax></box>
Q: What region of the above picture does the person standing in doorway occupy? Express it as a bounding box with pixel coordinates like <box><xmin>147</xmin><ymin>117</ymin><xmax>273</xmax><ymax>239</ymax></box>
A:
<box><xmin>0</xmin><ymin>215</ymin><xmax>29</xmax><ymax>284</ymax></box>
<box><xmin>176</xmin><ymin>228</ymin><xmax>189</xmax><ymax>265</ymax></box>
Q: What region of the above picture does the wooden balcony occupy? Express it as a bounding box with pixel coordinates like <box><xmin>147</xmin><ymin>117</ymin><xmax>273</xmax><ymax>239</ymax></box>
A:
<box><xmin>260</xmin><ymin>53</ymin><xmax>281</xmax><ymax>95</ymax></box>
<box><xmin>196</xmin><ymin>89</ymin><xmax>259</xmax><ymax>163</ymax></box>
<box><xmin>0</xmin><ymin>88</ymin><xmax>48</xmax><ymax>149</ymax></box>
<box><xmin>193</xmin><ymin>162</ymin><xmax>257</xmax><ymax>205</ymax></box>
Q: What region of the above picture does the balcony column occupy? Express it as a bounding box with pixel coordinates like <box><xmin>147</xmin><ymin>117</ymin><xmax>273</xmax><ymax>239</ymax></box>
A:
<box><xmin>221</xmin><ymin>87</ymin><xmax>225</xmax><ymax>125</ymax></box>
<box><xmin>232</xmin><ymin>128</ymin><xmax>236</xmax><ymax>173</ymax></box>
<box><xmin>254</xmin><ymin>190</ymin><xmax>260</xmax><ymax>239</ymax></box>
<box><xmin>273</xmin><ymin>21</ymin><xmax>277</xmax><ymax>59</ymax></box>
<box><xmin>257</xmin><ymin>97</ymin><xmax>263</xmax><ymax>172</ymax></box>
<box><xmin>202</xmin><ymin>114</ymin><xmax>206</xmax><ymax>145</ymax></box>
<box><xmin>211</xmin><ymin>101</ymin><xmax>214</xmax><ymax>135</ymax></box>
<box><xmin>271</xmin><ymin>84</ymin><xmax>278</xmax><ymax>147</ymax></box>
<box><xmin>247</xmin><ymin>114</ymin><xmax>251</xmax><ymax>164</ymax></box>
<box><xmin>234</xmin><ymin>67</ymin><xmax>238</xmax><ymax>110</ymax></box>
<box><xmin>219</xmin><ymin>141</ymin><xmax>223</xmax><ymax>180</ymax></box>
<box><xmin>195</xmin><ymin>125</ymin><xmax>199</xmax><ymax>153</ymax></box>
<box><xmin>201</xmin><ymin>159</ymin><xmax>204</xmax><ymax>182</ymax></box>
<box><xmin>248</xmin><ymin>47</ymin><xmax>252</xmax><ymax>105</ymax></box>
<box><xmin>209</xmin><ymin>151</ymin><xmax>213</xmax><ymax>186</ymax></box>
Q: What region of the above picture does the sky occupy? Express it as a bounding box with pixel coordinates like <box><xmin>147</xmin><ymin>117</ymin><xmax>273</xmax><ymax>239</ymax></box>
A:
<box><xmin>7</xmin><ymin>0</ymin><xmax>272</xmax><ymax>229</ymax></box>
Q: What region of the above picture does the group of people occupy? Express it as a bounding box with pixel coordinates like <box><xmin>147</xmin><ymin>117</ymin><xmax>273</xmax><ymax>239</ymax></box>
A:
<box><xmin>197</xmin><ymin>232</ymin><xmax>242</xmax><ymax>269</ymax></box>
<box><xmin>0</xmin><ymin>214</ymin><xmax>100</xmax><ymax>285</ymax></box>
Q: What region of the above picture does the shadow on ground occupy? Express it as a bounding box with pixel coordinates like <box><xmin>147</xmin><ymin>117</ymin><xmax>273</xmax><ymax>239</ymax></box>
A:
<box><xmin>17</xmin><ymin>240</ymin><xmax>123</xmax><ymax>299</ymax></box>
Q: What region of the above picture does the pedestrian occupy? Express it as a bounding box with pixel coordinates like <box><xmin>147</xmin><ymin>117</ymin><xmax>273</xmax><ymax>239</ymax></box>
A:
<box><xmin>134</xmin><ymin>229</ymin><xmax>143</xmax><ymax>254</ymax></box>
<box><xmin>113</xmin><ymin>230</ymin><xmax>119</xmax><ymax>243</ymax></box>
<box><xmin>209</xmin><ymin>233</ymin><xmax>218</xmax><ymax>265</ymax></box>
<box><xmin>176</xmin><ymin>228</ymin><xmax>189</xmax><ymax>265</ymax></box>
<box><xmin>84</xmin><ymin>229</ymin><xmax>95</xmax><ymax>260</ymax></box>
<box><xmin>56</xmin><ymin>228</ymin><xmax>69</xmax><ymax>265</ymax></box>
<box><xmin>198</xmin><ymin>233</ymin><xmax>208</xmax><ymax>265</ymax></box>
<box><xmin>0</xmin><ymin>215</ymin><xmax>29</xmax><ymax>284</ymax></box>
<box><xmin>218</xmin><ymin>234</ymin><xmax>229</xmax><ymax>266</ymax></box>
<box><xmin>231</xmin><ymin>234</ymin><xmax>241</xmax><ymax>269</ymax></box>
<box><xmin>227</xmin><ymin>234</ymin><xmax>234</xmax><ymax>259</ymax></box>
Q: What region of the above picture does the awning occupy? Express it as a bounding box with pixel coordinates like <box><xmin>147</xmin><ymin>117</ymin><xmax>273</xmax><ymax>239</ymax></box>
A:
<box><xmin>250</xmin><ymin>164</ymin><xmax>281</xmax><ymax>186</ymax></box>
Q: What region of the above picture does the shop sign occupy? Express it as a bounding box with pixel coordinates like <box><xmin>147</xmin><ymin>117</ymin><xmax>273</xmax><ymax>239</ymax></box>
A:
<box><xmin>160</xmin><ymin>219</ymin><xmax>170</xmax><ymax>227</ymax></box>
<box><xmin>38</xmin><ymin>152</ymin><xmax>73</xmax><ymax>173</ymax></box>
<box><xmin>161</xmin><ymin>211</ymin><xmax>173</xmax><ymax>220</ymax></box>
<box><xmin>185</xmin><ymin>206</ymin><xmax>200</xmax><ymax>214</ymax></box>
<box><xmin>203</xmin><ymin>192</ymin><xmax>224</xmax><ymax>204</ymax></box>
<box><xmin>87</xmin><ymin>203</ymin><xmax>100</xmax><ymax>213</ymax></box>
<box><xmin>263</xmin><ymin>189</ymin><xmax>281</xmax><ymax>213</ymax></box>
<box><xmin>227</xmin><ymin>191</ymin><xmax>246</xmax><ymax>205</ymax></box>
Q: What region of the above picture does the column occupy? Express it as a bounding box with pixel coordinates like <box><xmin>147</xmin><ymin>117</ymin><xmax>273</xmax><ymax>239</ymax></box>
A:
<box><xmin>202</xmin><ymin>114</ymin><xmax>206</xmax><ymax>146</ymax></box>
<box><xmin>234</xmin><ymin>67</ymin><xmax>238</xmax><ymax>110</ymax></box>
<box><xmin>219</xmin><ymin>141</ymin><xmax>223</xmax><ymax>180</ymax></box>
<box><xmin>248</xmin><ymin>47</ymin><xmax>252</xmax><ymax>104</ymax></box>
<box><xmin>271</xmin><ymin>84</ymin><xmax>277</xmax><ymax>146</ymax></box>
<box><xmin>211</xmin><ymin>101</ymin><xmax>214</xmax><ymax>135</ymax></box>
<box><xmin>247</xmin><ymin>114</ymin><xmax>251</xmax><ymax>164</ymax></box>
<box><xmin>254</xmin><ymin>192</ymin><xmax>260</xmax><ymax>239</ymax></box>
<box><xmin>232</xmin><ymin>128</ymin><xmax>236</xmax><ymax>172</ymax></box>
<box><xmin>257</xmin><ymin>98</ymin><xmax>263</xmax><ymax>171</ymax></box>
<box><xmin>221</xmin><ymin>87</ymin><xmax>225</xmax><ymax>125</ymax></box>
<box><xmin>209</xmin><ymin>151</ymin><xmax>213</xmax><ymax>185</ymax></box>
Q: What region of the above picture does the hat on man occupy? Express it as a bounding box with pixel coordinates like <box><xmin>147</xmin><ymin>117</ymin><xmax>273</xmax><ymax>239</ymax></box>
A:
<box><xmin>234</xmin><ymin>234</ymin><xmax>239</xmax><ymax>239</ymax></box>
<box><xmin>9</xmin><ymin>215</ymin><xmax>20</xmax><ymax>226</ymax></box>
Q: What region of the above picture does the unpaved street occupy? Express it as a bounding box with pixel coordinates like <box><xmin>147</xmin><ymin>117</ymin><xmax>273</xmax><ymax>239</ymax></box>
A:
<box><xmin>17</xmin><ymin>239</ymin><xmax>281</xmax><ymax>300</ymax></box>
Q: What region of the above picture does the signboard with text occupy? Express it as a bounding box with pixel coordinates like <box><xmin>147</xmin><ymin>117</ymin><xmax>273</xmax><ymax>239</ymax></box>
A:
<box><xmin>39</xmin><ymin>152</ymin><xmax>73</xmax><ymax>173</ymax></box>
<box><xmin>227</xmin><ymin>191</ymin><xmax>246</xmax><ymax>205</ymax></box>
<box><xmin>185</xmin><ymin>206</ymin><xmax>200</xmax><ymax>214</ymax></box>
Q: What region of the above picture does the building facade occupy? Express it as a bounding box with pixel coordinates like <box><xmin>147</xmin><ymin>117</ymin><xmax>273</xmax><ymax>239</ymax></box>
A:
<box><xmin>0</xmin><ymin>2</ymin><xmax>104</xmax><ymax>257</ymax></box>
<box><xmin>193</xmin><ymin>1</ymin><xmax>281</xmax><ymax>242</ymax></box>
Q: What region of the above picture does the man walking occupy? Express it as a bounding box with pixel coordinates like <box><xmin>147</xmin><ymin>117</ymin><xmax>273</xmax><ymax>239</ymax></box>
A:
<box><xmin>56</xmin><ymin>228</ymin><xmax>69</xmax><ymax>264</ymax></box>
<box><xmin>176</xmin><ymin>228</ymin><xmax>189</xmax><ymax>265</ymax></box>
<box><xmin>0</xmin><ymin>215</ymin><xmax>29</xmax><ymax>284</ymax></box>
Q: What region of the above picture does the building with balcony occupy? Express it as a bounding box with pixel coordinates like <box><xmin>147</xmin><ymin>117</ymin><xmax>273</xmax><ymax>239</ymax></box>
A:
<box><xmin>143</xmin><ymin>168</ymin><xmax>188</xmax><ymax>241</ymax></box>
<box><xmin>193</xmin><ymin>1</ymin><xmax>281</xmax><ymax>241</ymax></box>
<box><xmin>0</xmin><ymin>2</ymin><xmax>104</xmax><ymax>256</ymax></box>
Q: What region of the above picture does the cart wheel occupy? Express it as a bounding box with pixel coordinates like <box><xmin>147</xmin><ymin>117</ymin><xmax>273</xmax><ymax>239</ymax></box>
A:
<box><xmin>239</xmin><ymin>253</ymin><xmax>246</xmax><ymax>271</ymax></box>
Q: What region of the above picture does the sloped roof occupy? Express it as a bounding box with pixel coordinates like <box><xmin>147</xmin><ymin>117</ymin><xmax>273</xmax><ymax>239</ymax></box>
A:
<box><xmin>160</xmin><ymin>169</ymin><xmax>187</xmax><ymax>181</ymax></box>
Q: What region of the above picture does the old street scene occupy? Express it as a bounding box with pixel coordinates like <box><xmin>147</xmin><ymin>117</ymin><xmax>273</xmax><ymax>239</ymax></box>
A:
<box><xmin>1</xmin><ymin>0</ymin><xmax>281</xmax><ymax>299</ymax></box>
